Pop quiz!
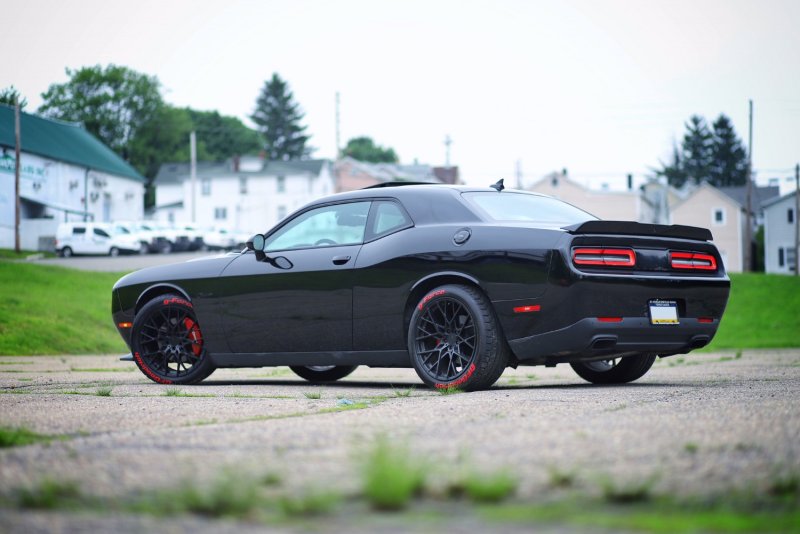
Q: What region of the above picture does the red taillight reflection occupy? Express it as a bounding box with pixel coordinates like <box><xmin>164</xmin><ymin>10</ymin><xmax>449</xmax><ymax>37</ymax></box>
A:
<box><xmin>670</xmin><ymin>252</ymin><xmax>717</xmax><ymax>271</ymax></box>
<box><xmin>572</xmin><ymin>248</ymin><xmax>636</xmax><ymax>267</ymax></box>
<box><xmin>698</xmin><ymin>317</ymin><xmax>714</xmax><ymax>323</ymax></box>
<box><xmin>513</xmin><ymin>305</ymin><xmax>541</xmax><ymax>313</ymax></box>
<box><xmin>597</xmin><ymin>317</ymin><xmax>623</xmax><ymax>322</ymax></box>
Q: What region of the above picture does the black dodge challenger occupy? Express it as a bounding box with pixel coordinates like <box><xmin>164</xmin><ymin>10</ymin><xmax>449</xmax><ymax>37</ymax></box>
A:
<box><xmin>112</xmin><ymin>182</ymin><xmax>730</xmax><ymax>390</ymax></box>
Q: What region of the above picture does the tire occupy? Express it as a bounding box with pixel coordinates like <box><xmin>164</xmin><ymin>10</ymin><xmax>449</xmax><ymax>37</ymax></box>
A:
<box><xmin>131</xmin><ymin>294</ymin><xmax>215</xmax><ymax>385</ymax></box>
<box><xmin>109</xmin><ymin>247</ymin><xmax>120</xmax><ymax>257</ymax></box>
<box><xmin>290</xmin><ymin>365</ymin><xmax>358</xmax><ymax>383</ymax></box>
<box><xmin>160</xmin><ymin>242</ymin><xmax>173</xmax><ymax>254</ymax></box>
<box><xmin>61</xmin><ymin>247</ymin><xmax>73</xmax><ymax>258</ymax></box>
<box><xmin>139</xmin><ymin>242</ymin><xmax>148</xmax><ymax>255</ymax></box>
<box><xmin>570</xmin><ymin>353</ymin><xmax>657</xmax><ymax>384</ymax></box>
<box><xmin>408</xmin><ymin>284</ymin><xmax>508</xmax><ymax>391</ymax></box>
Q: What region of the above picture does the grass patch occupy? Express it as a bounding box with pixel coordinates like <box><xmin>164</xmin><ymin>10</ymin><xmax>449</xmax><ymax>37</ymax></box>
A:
<box><xmin>463</xmin><ymin>471</ymin><xmax>517</xmax><ymax>503</ymax></box>
<box><xmin>547</xmin><ymin>466</ymin><xmax>577</xmax><ymax>489</ymax></box>
<box><xmin>303</xmin><ymin>390</ymin><xmax>322</xmax><ymax>400</ymax></box>
<box><xmin>0</xmin><ymin>426</ymin><xmax>52</xmax><ymax>448</ymax></box>
<box><xmin>599</xmin><ymin>474</ymin><xmax>659</xmax><ymax>504</ymax></box>
<box><xmin>0</xmin><ymin>261</ymin><xmax>129</xmax><ymax>355</ymax></box>
<box><xmin>95</xmin><ymin>387</ymin><xmax>113</xmax><ymax>397</ymax></box>
<box><xmin>279</xmin><ymin>489</ymin><xmax>339</xmax><ymax>516</ymax></box>
<box><xmin>436</xmin><ymin>386</ymin><xmax>464</xmax><ymax>396</ymax></box>
<box><xmin>707</xmin><ymin>273</ymin><xmax>800</xmax><ymax>349</ymax></box>
<box><xmin>392</xmin><ymin>387</ymin><xmax>415</xmax><ymax>397</ymax></box>
<box><xmin>133</xmin><ymin>474</ymin><xmax>263</xmax><ymax>517</ymax></box>
<box><xmin>0</xmin><ymin>248</ymin><xmax>55</xmax><ymax>259</ymax></box>
<box><xmin>16</xmin><ymin>479</ymin><xmax>83</xmax><ymax>509</ymax></box>
<box><xmin>480</xmin><ymin>501</ymin><xmax>800</xmax><ymax>533</ymax></box>
<box><xmin>362</xmin><ymin>437</ymin><xmax>425</xmax><ymax>510</ymax></box>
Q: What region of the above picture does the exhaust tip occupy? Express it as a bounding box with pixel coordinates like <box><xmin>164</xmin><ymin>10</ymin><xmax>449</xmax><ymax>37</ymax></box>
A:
<box><xmin>591</xmin><ymin>336</ymin><xmax>618</xmax><ymax>351</ymax></box>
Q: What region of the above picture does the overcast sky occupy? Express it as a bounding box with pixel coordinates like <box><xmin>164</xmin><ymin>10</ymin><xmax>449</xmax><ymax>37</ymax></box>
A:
<box><xmin>2</xmin><ymin>0</ymin><xmax>799</xmax><ymax>190</ymax></box>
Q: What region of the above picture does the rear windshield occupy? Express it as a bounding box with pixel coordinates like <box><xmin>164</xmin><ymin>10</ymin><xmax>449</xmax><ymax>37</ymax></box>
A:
<box><xmin>462</xmin><ymin>192</ymin><xmax>596</xmax><ymax>224</ymax></box>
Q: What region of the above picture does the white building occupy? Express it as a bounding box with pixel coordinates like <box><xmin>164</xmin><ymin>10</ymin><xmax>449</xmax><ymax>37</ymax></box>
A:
<box><xmin>763</xmin><ymin>191</ymin><xmax>798</xmax><ymax>274</ymax></box>
<box><xmin>528</xmin><ymin>171</ymin><xmax>641</xmax><ymax>221</ymax></box>
<box><xmin>152</xmin><ymin>157</ymin><xmax>335</xmax><ymax>234</ymax></box>
<box><xmin>0</xmin><ymin>105</ymin><xmax>146</xmax><ymax>250</ymax></box>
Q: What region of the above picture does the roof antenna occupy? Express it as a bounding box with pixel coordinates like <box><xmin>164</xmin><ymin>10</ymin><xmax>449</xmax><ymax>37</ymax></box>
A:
<box><xmin>490</xmin><ymin>178</ymin><xmax>505</xmax><ymax>192</ymax></box>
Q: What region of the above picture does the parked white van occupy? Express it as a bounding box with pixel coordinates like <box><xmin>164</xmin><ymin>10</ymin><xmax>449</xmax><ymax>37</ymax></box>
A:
<box><xmin>55</xmin><ymin>222</ymin><xmax>143</xmax><ymax>257</ymax></box>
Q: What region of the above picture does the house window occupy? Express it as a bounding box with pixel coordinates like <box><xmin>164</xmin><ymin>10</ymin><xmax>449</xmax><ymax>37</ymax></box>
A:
<box><xmin>713</xmin><ymin>208</ymin><xmax>726</xmax><ymax>225</ymax></box>
<box><xmin>277</xmin><ymin>205</ymin><xmax>287</xmax><ymax>220</ymax></box>
<box><xmin>201</xmin><ymin>179</ymin><xmax>211</xmax><ymax>196</ymax></box>
<box><xmin>239</xmin><ymin>177</ymin><xmax>247</xmax><ymax>194</ymax></box>
<box><xmin>789</xmin><ymin>208</ymin><xmax>795</xmax><ymax>224</ymax></box>
<box><xmin>778</xmin><ymin>247</ymin><xmax>785</xmax><ymax>267</ymax></box>
<box><xmin>277</xmin><ymin>175</ymin><xmax>286</xmax><ymax>193</ymax></box>
<box><xmin>788</xmin><ymin>247</ymin><xmax>797</xmax><ymax>271</ymax></box>
<box><xmin>214</xmin><ymin>207</ymin><xmax>227</xmax><ymax>220</ymax></box>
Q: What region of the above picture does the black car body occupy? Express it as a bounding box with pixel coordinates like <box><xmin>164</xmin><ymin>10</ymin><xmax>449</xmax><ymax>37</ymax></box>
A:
<box><xmin>112</xmin><ymin>184</ymin><xmax>730</xmax><ymax>390</ymax></box>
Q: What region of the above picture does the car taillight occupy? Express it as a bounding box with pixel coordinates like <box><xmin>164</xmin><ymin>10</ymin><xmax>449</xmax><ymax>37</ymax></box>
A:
<box><xmin>572</xmin><ymin>248</ymin><xmax>636</xmax><ymax>267</ymax></box>
<box><xmin>670</xmin><ymin>252</ymin><xmax>717</xmax><ymax>271</ymax></box>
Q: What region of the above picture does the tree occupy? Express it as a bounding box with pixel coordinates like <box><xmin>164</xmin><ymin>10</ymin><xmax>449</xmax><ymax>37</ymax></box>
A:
<box><xmin>709</xmin><ymin>114</ymin><xmax>748</xmax><ymax>187</ymax></box>
<box><xmin>654</xmin><ymin>114</ymin><xmax>747</xmax><ymax>188</ymax></box>
<box><xmin>0</xmin><ymin>86</ymin><xmax>27</xmax><ymax>109</ymax></box>
<box><xmin>38</xmin><ymin>64</ymin><xmax>163</xmax><ymax>161</ymax></box>
<box><xmin>343</xmin><ymin>136</ymin><xmax>399</xmax><ymax>163</ymax></box>
<box><xmin>681</xmin><ymin>115</ymin><xmax>713</xmax><ymax>184</ymax></box>
<box><xmin>187</xmin><ymin>109</ymin><xmax>262</xmax><ymax>160</ymax></box>
<box><xmin>250</xmin><ymin>73</ymin><xmax>311</xmax><ymax>160</ymax></box>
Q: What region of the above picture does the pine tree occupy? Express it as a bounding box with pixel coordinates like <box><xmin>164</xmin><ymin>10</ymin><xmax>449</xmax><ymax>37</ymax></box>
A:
<box><xmin>709</xmin><ymin>114</ymin><xmax>748</xmax><ymax>187</ymax></box>
<box><xmin>681</xmin><ymin>115</ymin><xmax>713</xmax><ymax>184</ymax></box>
<box><xmin>655</xmin><ymin>141</ymin><xmax>689</xmax><ymax>188</ymax></box>
<box><xmin>250</xmin><ymin>74</ymin><xmax>311</xmax><ymax>161</ymax></box>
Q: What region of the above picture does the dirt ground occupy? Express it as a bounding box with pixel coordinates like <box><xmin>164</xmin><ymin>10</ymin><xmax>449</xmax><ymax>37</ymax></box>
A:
<box><xmin>1</xmin><ymin>349</ymin><xmax>798</xmax><ymax>532</ymax></box>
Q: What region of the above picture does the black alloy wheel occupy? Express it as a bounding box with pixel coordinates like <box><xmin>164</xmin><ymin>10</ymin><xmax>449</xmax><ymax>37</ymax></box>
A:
<box><xmin>131</xmin><ymin>294</ymin><xmax>215</xmax><ymax>384</ymax></box>
<box><xmin>409</xmin><ymin>284</ymin><xmax>508</xmax><ymax>391</ymax></box>
<box><xmin>570</xmin><ymin>353</ymin><xmax>657</xmax><ymax>384</ymax></box>
<box><xmin>290</xmin><ymin>365</ymin><xmax>358</xmax><ymax>383</ymax></box>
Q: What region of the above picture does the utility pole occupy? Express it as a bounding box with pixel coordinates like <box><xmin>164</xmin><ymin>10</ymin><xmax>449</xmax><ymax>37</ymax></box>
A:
<box><xmin>444</xmin><ymin>135</ymin><xmax>452</xmax><ymax>167</ymax></box>
<box><xmin>335</xmin><ymin>92</ymin><xmax>341</xmax><ymax>158</ymax></box>
<box><xmin>190</xmin><ymin>131</ymin><xmax>197</xmax><ymax>224</ymax></box>
<box><xmin>743</xmin><ymin>99</ymin><xmax>754</xmax><ymax>272</ymax></box>
<box><xmin>795</xmin><ymin>163</ymin><xmax>799</xmax><ymax>276</ymax></box>
<box><xmin>14</xmin><ymin>97</ymin><xmax>21</xmax><ymax>253</ymax></box>
<box><xmin>515</xmin><ymin>159</ymin><xmax>523</xmax><ymax>189</ymax></box>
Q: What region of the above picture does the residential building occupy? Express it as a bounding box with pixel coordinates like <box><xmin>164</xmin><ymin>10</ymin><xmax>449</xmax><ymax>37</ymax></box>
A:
<box><xmin>0</xmin><ymin>104</ymin><xmax>145</xmax><ymax>250</ymax></box>
<box><xmin>152</xmin><ymin>157</ymin><xmax>334</xmax><ymax>233</ymax></box>
<box><xmin>763</xmin><ymin>191</ymin><xmax>798</xmax><ymax>274</ymax></box>
<box><xmin>335</xmin><ymin>157</ymin><xmax>447</xmax><ymax>192</ymax></box>
<box><xmin>527</xmin><ymin>171</ymin><xmax>640</xmax><ymax>221</ymax></box>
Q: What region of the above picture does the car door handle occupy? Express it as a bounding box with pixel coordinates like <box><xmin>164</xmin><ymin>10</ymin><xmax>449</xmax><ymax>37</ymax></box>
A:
<box><xmin>332</xmin><ymin>255</ymin><xmax>351</xmax><ymax>265</ymax></box>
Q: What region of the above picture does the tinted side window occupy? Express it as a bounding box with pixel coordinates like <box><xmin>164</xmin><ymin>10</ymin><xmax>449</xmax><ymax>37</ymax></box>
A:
<box><xmin>265</xmin><ymin>201</ymin><xmax>371</xmax><ymax>252</ymax></box>
<box><xmin>93</xmin><ymin>228</ymin><xmax>110</xmax><ymax>238</ymax></box>
<box><xmin>368</xmin><ymin>201</ymin><xmax>412</xmax><ymax>240</ymax></box>
<box><xmin>72</xmin><ymin>227</ymin><xmax>86</xmax><ymax>235</ymax></box>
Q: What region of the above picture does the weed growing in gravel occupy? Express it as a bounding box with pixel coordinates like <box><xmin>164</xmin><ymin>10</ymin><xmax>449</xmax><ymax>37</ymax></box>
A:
<box><xmin>0</xmin><ymin>426</ymin><xmax>52</xmax><ymax>448</ymax></box>
<box><xmin>303</xmin><ymin>391</ymin><xmax>322</xmax><ymax>400</ymax></box>
<box><xmin>362</xmin><ymin>436</ymin><xmax>425</xmax><ymax>510</ymax></box>
<box><xmin>262</xmin><ymin>472</ymin><xmax>282</xmax><ymax>486</ymax></box>
<box><xmin>279</xmin><ymin>489</ymin><xmax>340</xmax><ymax>516</ymax></box>
<box><xmin>548</xmin><ymin>466</ymin><xmax>577</xmax><ymax>489</ymax></box>
<box><xmin>463</xmin><ymin>471</ymin><xmax>518</xmax><ymax>503</ymax></box>
<box><xmin>17</xmin><ymin>479</ymin><xmax>83</xmax><ymax>509</ymax></box>
<box><xmin>684</xmin><ymin>442</ymin><xmax>699</xmax><ymax>454</ymax></box>
<box><xmin>164</xmin><ymin>387</ymin><xmax>182</xmax><ymax>397</ymax></box>
<box><xmin>599</xmin><ymin>474</ymin><xmax>659</xmax><ymax>504</ymax></box>
<box><xmin>134</xmin><ymin>474</ymin><xmax>263</xmax><ymax>517</ymax></box>
<box><xmin>436</xmin><ymin>386</ymin><xmax>464</xmax><ymax>396</ymax></box>
<box><xmin>768</xmin><ymin>470</ymin><xmax>800</xmax><ymax>499</ymax></box>
<box><xmin>392</xmin><ymin>387</ymin><xmax>415</xmax><ymax>397</ymax></box>
<box><xmin>95</xmin><ymin>387</ymin><xmax>113</xmax><ymax>397</ymax></box>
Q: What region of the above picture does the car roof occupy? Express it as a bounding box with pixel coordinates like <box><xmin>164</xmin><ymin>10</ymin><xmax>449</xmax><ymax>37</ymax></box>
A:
<box><xmin>311</xmin><ymin>184</ymin><xmax>552</xmax><ymax>225</ymax></box>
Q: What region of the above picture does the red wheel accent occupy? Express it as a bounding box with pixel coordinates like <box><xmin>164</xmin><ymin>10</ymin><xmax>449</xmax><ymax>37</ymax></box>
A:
<box><xmin>183</xmin><ymin>318</ymin><xmax>203</xmax><ymax>356</ymax></box>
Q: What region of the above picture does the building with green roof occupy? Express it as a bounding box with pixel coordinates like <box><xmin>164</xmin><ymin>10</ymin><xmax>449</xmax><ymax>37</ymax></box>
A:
<box><xmin>0</xmin><ymin>104</ymin><xmax>145</xmax><ymax>249</ymax></box>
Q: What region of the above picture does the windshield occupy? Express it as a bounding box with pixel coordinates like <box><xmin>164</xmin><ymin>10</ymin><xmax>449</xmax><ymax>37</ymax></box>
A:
<box><xmin>463</xmin><ymin>192</ymin><xmax>596</xmax><ymax>225</ymax></box>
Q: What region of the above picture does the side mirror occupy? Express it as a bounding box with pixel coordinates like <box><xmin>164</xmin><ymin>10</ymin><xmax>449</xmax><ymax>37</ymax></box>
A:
<box><xmin>245</xmin><ymin>234</ymin><xmax>265</xmax><ymax>252</ymax></box>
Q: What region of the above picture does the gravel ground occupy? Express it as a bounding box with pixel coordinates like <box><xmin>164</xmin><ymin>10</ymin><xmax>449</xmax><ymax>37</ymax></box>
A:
<box><xmin>1</xmin><ymin>349</ymin><xmax>798</xmax><ymax>532</ymax></box>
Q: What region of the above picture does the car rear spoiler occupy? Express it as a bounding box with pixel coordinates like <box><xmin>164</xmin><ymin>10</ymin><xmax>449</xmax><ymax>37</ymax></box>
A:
<box><xmin>563</xmin><ymin>220</ymin><xmax>713</xmax><ymax>242</ymax></box>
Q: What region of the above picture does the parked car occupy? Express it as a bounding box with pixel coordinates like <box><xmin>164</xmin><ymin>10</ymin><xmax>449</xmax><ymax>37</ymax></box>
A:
<box><xmin>111</xmin><ymin>182</ymin><xmax>731</xmax><ymax>389</ymax></box>
<box><xmin>57</xmin><ymin>222</ymin><xmax>143</xmax><ymax>257</ymax></box>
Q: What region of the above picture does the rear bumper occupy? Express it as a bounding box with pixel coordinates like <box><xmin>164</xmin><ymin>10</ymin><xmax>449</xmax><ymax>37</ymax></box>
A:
<box><xmin>509</xmin><ymin>316</ymin><xmax>720</xmax><ymax>364</ymax></box>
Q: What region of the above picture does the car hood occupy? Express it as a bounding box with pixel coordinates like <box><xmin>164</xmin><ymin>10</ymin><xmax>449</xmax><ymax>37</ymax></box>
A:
<box><xmin>113</xmin><ymin>253</ymin><xmax>240</xmax><ymax>290</ymax></box>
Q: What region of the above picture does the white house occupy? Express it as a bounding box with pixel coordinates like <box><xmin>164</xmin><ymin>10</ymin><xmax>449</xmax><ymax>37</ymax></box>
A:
<box><xmin>763</xmin><ymin>191</ymin><xmax>798</xmax><ymax>274</ymax></box>
<box><xmin>0</xmin><ymin>104</ymin><xmax>146</xmax><ymax>250</ymax></box>
<box><xmin>152</xmin><ymin>157</ymin><xmax>335</xmax><ymax>234</ymax></box>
